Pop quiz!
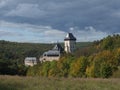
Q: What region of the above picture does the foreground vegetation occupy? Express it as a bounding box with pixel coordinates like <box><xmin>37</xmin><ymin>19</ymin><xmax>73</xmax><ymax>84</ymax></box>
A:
<box><xmin>0</xmin><ymin>75</ymin><xmax>120</xmax><ymax>90</ymax></box>
<box><xmin>0</xmin><ymin>41</ymin><xmax>54</xmax><ymax>75</ymax></box>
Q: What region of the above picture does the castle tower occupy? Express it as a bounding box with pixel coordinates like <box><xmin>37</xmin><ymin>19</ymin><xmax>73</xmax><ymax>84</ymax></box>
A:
<box><xmin>64</xmin><ymin>33</ymin><xmax>76</xmax><ymax>53</ymax></box>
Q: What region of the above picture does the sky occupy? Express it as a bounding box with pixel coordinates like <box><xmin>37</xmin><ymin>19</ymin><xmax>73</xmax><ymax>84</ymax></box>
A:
<box><xmin>0</xmin><ymin>0</ymin><xmax>120</xmax><ymax>43</ymax></box>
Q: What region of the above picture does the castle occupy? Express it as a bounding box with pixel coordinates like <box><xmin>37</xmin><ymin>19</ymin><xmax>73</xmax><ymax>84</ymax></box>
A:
<box><xmin>24</xmin><ymin>33</ymin><xmax>76</xmax><ymax>66</ymax></box>
<box><xmin>39</xmin><ymin>33</ymin><xmax>76</xmax><ymax>62</ymax></box>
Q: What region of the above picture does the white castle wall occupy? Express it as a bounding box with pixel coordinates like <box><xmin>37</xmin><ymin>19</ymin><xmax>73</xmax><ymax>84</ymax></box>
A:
<box><xmin>64</xmin><ymin>40</ymin><xmax>76</xmax><ymax>53</ymax></box>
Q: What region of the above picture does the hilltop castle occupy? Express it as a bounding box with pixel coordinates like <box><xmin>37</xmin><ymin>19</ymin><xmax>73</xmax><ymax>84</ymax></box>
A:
<box><xmin>25</xmin><ymin>33</ymin><xmax>76</xmax><ymax>66</ymax></box>
<box><xmin>39</xmin><ymin>33</ymin><xmax>76</xmax><ymax>62</ymax></box>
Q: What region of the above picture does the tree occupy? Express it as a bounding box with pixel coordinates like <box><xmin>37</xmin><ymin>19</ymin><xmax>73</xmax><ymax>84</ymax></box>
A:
<box><xmin>100</xmin><ymin>63</ymin><xmax>112</xmax><ymax>78</ymax></box>
<box><xmin>48</xmin><ymin>61</ymin><xmax>58</xmax><ymax>77</ymax></box>
<box><xmin>101</xmin><ymin>35</ymin><xmax>113</xmax><ymax>50</ymax></box>
<box><xmin>41</xmin><ymin>62</ymin><xmax>51</xmax><ymax>77</ymax></box>
<box><xmin>70</xmin><ymin>56</ymin><xmax>88</xmax><ymax>77</ymax></box>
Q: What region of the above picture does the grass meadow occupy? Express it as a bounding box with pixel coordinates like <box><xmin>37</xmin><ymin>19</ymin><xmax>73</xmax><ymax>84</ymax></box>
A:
<box><xmin>0</xmin><ymin>75</ymin><xmax>120</xmax><ymax>90</ymax></box>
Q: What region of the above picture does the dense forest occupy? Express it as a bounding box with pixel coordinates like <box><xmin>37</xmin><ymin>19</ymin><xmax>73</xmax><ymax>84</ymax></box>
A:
<box><xmin>0</xmin><ymin>40</ymin><xmax>91</xmax><ymax>75</ymax></box>
<box><xmin>0</xmin><ymin>34</ymin><xmax>120</xmax><ymax>78</ymax></box>
<box><xmin>27</xmin><ymin>34</ymin><xmax>120</xmax><ymax>78</ymax></box>
<box><xmin>0</xmin><ymin>41</ymin><xmax>54</xmax><ymax>75</ymax></box>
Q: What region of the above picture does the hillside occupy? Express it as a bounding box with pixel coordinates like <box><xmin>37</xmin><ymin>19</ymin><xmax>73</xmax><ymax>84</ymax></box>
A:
<box><xmin>0</xmin><ymin>40</ymin><xmax>54</xmax><ymax>62</ymax></box>
<box><xmin>0</xmin><ymin>40</ymin><xmax>92</xmax><ymax>61</ymax></box>
<box><xmin>0</xmin><ymin>40</ymin><xmax>92</xmax><ymax>75</ymax></box>
<box><xmin>0</xmin><ymin>34</ymin><xmax>120</xmax><ymax>77</ymax></box>
<box><xmin>27</xmin><ymin>34</ymin><xmax>120</xmax><ymax>78</ymax></box>
<box><xmin>0</xmin><ymin>41</ymin><xmax>54</xmax><ymax>75</ymax></box>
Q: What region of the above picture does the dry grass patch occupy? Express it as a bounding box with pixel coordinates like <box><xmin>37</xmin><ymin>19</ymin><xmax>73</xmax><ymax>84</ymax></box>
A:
<box><xmin>0</xmin><ymin>75</ymin><xmax>120</xmax><ymax>90</ymax></box>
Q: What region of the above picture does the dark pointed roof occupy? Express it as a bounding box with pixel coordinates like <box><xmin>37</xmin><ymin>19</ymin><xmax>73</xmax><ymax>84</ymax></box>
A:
<box><xmin>64</xmin><ymin>33</ymin><xmax>76</xmax><ymax>41</ymax></box>
<box><xmin>53</xmin><ymin>43</ymin><xmax>63</xmax><ymax>53</ymax></box>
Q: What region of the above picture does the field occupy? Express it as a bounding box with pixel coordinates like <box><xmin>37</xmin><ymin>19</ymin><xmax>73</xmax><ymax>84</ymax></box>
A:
<box><xmin>0</xmin><ymin>76</ymin><xmax>120</xmax><ymax>90</ymax></box>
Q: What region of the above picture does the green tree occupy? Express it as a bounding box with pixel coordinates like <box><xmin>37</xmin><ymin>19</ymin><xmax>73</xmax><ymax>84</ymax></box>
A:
<box><xmin>41</xmin><ymin>62</ymin><xmax>51</xmax><ymax>77</ymax></box>
<box><xmin>70</xmin><ymin>56</ymin><xmax>88</xmax><ymax>77</ymax></box>
<box><xmin>100</xmin><ymin>63</ymin><xmax>112</xmax><ymax>78</ymax></box>
<box><xmin>48</xmin><ymin>61</ymin><xmax>58</xmax><ymax>77</ymax></box>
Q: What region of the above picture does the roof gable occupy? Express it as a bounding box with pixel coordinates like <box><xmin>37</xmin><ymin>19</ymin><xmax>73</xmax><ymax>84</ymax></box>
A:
<box><xmin>52</xmin><ymin>43</ymin><xmax>63</xmax><ymax>52</ymax></box>
<box><xmin>64</xmin><ymin>33</ymin><xmax>76</xmax><ymax>41</ymax></box>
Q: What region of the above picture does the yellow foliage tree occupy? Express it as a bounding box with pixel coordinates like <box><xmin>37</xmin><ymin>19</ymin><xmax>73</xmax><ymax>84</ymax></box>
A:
<box><xmin>70</xmin><ymin>56</ymin><xmax>87</xmax><ymax>77</ymax></box>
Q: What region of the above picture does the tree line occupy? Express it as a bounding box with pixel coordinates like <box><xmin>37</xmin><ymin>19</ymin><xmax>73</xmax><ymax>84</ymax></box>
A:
<box><xmin>27</xmin><ymin>34</ymin><xmax>120</xmax><ymax>78</ymax></box>
<box><xmin>0</xmin><ymin>40</ymin><xmax>91</xmax><ymax>75</ymax></box>
<box><xmin>0</xmin><ymin>41</ymin><xmax>54</xmax><ymax>75</ymax></box>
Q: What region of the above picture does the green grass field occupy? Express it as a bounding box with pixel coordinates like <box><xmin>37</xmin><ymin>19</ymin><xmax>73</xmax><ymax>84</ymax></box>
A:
<box><xmin>0</xmin><ymin>75</ymin><xmax>120</xmax><ymax>90</ymax></box>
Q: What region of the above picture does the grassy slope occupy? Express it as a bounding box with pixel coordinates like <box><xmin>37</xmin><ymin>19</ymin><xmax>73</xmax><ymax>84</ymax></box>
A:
<box><xmin>0</xmin><ymin>75</ymin><xmax>120</xmax><ymax>90</ymax></box>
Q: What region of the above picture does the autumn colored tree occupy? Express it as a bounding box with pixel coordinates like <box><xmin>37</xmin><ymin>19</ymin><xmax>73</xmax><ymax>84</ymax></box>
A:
<box><xmin>57</xmin><ymin>55</ymin><xmax>75</xmax><ymax>77</ymax></box>
<box><xmin>48</xmin><ymin>61</ymin><xmax>58</xmax><ymax>77</ymax></box>
<box><xmin>70</xmin><ymin>56</ymin><xmax>88</xmax><ymax>77</ymax></box>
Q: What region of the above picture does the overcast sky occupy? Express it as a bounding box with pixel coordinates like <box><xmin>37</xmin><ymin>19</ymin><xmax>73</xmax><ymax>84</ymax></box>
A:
<box><xmin>0</xmin><ymin>0</ymin><xmax>120</xmax><ymax>43</ymax></box>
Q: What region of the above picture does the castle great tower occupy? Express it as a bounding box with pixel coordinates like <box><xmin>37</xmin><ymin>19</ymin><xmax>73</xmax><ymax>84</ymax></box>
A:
<box><xmin>64</xmin><ymin>33</ymin><xmax>76</xmax><ymax>53</ymax></box>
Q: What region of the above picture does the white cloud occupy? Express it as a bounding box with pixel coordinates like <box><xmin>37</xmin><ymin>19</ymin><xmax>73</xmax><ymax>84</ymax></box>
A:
<box><xmin>44</xmin><ymin>29</ymin><xmax>66</xmax><ymax>42</ymax></box>
<box><xmin>0</xmin><ymin>30</ymin><xmax>13</xmax><ymax>36</ymax></box>
<box><xmin>0</xmin><ymin>29</ymin><xmax>23</xmax><ymax>39</ymax></box>
<box><xmin>0</xmin><ymin>21</ymin><xmax>66</xmax><ymax>43</ymax></box>
<box><xmin>0</xmin><ymin>0</ymin><xmax>120</xmax><ymax>34</ymax></box>
<box><xmin>0</xmin><ymin>20</ymin><xmax>52</xmax><ymax>32</ymax></box>
<box><xmin>44</xmin><ymin>28</ymin><xmax>65</xmax><ymax>36</ymax></box>
<box><xmin>4</xmin><ymin>1</ymin><xmax>79</xmax><ymax>18</ymax></box>
<box><xmin>6</xmin><ymin>3</ymin><xmax>46</xmax><ymax>18</ymax></box>
<box><xmin>0</xmin><ymin>21</ymin><xmax>110</xmax><ymax>43</ymax></box>
<box><xmin>0</xmin><ymin>0</ymin><xmax>10</xmax><ymax>8</ymax></box>
<box><xmin>69</xmin><ymin>26</ymin><xmax>108</xmax><ymax>42</ymax></box>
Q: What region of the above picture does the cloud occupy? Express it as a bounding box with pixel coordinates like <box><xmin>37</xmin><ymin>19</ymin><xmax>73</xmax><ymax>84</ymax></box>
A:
<box><xmin>0</xmin><ymin>0</ymin><xmax>10</xmax><ymax>8</ymax></box>
<box><xmin>44</xmin><ymin>29</ymin><xmax>66</xmax><ymax>39</ymax></box>
<box><xmin>112</xmin><ymin>10</ymin><xmax>120</xmax><ymax>18</ymax></box>
<box><xmin>69</xmin><ymin>26</ymin><xmax>108</xmax><ymax>41</ymax></box>
<box><xmin>6</xmin><ymin>3</ymin><xmax>46</xmax><ymax>18</ymax></box>
<box><xmin>0</xmin><ymin>21</ymin><xmax>66</xmax><ymax>43</ymax></box>
<box><xmin>0</xmin><ymin>20</ymin><xmax>108</xmax><ymax>43</ymax></box>
<box><xmin>0</xmin><ymin>0</ymin><xmax>120</xmax><ymax>42</ymax></box>
<box><xmin>0</xmin><ymin>30</ymin><xmax>15</xmax><ymax>37</ymax></box>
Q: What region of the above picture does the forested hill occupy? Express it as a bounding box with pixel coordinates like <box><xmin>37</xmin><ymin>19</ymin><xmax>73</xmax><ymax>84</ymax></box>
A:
<box><xmin>0</xmin><ymin>41</ymin><xmax>54</xmax><ymax>75</ymax></box>
<box><xmin>94</xmin><ymin>34</ymin><xmax>120</xmax><ymax>50</ymax></box>
<box><xmin>27</xmin><ymin>34</ymin><xmax>120</xmax><ymax>78</ymax></box>
<box><xmin>0</xmin><ymin>40</ymin><xmax>92</xmax><ymax>75</ymax></box>
<box><xmin>1</xmin><ymin>34</ymin><xmax>120</xmax><ymax>77</ymax></box>
<box><xmin>0</xmin><ymin>40</ymin><xmax>92</xmax><ymax>63</ymax></box>
<box><xmin>0</xmin><ymin>40</ymin><xmax>54</xmax><ymax>63</ymax></box>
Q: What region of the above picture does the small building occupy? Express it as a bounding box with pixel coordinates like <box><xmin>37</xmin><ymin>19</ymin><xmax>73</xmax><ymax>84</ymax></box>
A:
<box><xmin>24</xmin><ymin>57</ymin><xmax>37</xmax><ymax>66</ymax></box>
<box><xmin>64</xmin><ymin>33</ymin><xmax>76</xmax><ymax>53</ymax></box>
<box><xmin>40</xmin><ymin>43</ymin><xmax>63</xmax><ymax>62</ymax></box>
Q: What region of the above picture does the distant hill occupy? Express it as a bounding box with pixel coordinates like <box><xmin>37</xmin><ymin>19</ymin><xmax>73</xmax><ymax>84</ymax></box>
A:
<box><xmin>0</xmin><ymin>40</ymin><xmax>54</xmax><ymax>63</ymax></box>
<box><xmin>76</xmin><ymin>42</ymin><xmax>93</xmax><ymax>48</ymax></box>
<box><xmin>0</xmin><ymin>40</ymin><xmax>54</xmax><ymax>75</ymax></box>
<box><xmin>0</xmin><ymin>40</ymin><xmax>92</xmax><ymax>63</ymax></box>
